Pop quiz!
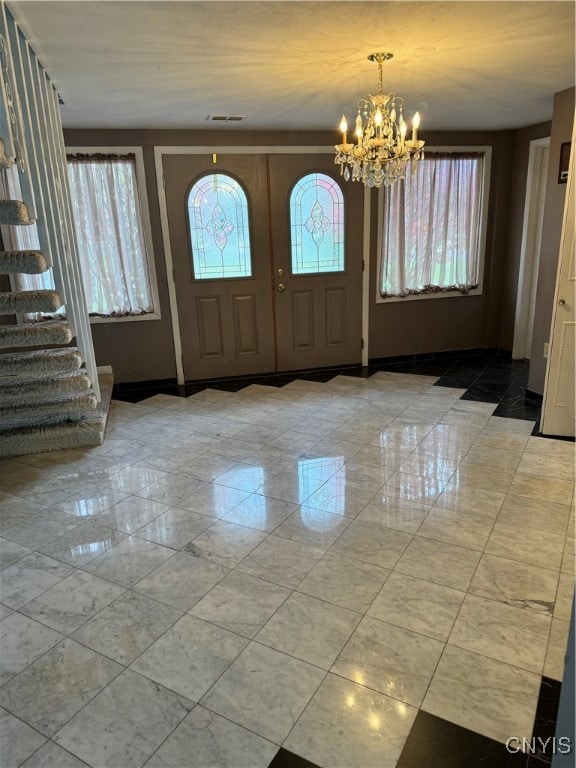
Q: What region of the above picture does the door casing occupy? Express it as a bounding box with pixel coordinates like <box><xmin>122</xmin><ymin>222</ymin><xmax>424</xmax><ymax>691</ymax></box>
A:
<box><xmin>513</xmin><ymin>137</ymin><xmax>550</xmax><ymax>360</ymax></box>
<box><xmin>155</xmin><ymin>145</ymin><xmax>371</xmax><ymax>384</ymax></box>
<box><xmin>541</xmin><ymin>130</ymin><xmax>575</xmax><ymax>437</ymax></box>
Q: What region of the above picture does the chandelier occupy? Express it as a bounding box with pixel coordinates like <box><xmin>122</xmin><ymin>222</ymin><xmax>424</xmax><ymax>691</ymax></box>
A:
<box><xmin>334</xmin><ymin>52</ymin><xmax>425</xmax><ymax>188</ymax></box>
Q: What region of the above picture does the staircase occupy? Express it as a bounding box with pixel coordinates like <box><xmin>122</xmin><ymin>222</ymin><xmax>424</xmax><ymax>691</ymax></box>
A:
<box><xmin>0</xmin><ymin>7</ymin><xmax>109</xmax><ymax>458</ymax></box>
<box><xmin>0</xmin><ymin>201</ymin><xmax>105</xmax><ymax>457</ymax></box>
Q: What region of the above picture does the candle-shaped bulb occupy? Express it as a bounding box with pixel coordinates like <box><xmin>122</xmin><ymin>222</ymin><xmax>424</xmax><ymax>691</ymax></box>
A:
<box><xmin>412</xmin><ymin>111</ymin><xmax>420</xmax><ymax>142</ymax></box>
<box><xmin>374</xmin><ymin>107</ymin><xmax>383</xmax><ymax>127</ymax></box>
<box><xmin>339</xmin><ymin>115</ymin><xmax>348</xmax><ymax>134</ymax></box>
<box><xmin>355</xmin><ymin>113</ymin><xmax>363</xmax><ymax>142</ymax></box>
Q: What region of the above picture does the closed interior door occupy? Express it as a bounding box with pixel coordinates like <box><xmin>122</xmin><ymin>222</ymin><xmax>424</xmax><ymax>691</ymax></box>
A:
<box><xmin>163</xmin><ymin>152</ymin><xmax>363</xmax><ymax>380</ymax></box>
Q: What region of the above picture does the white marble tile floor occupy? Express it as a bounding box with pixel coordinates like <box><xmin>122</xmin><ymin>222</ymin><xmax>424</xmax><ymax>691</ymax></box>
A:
<box><xmin>0</xmin><ymin>371</ymin><xmax>573</xmax><ymax>768</ymax></box>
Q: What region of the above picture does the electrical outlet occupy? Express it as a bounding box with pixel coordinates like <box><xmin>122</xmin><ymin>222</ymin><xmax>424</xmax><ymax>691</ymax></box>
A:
<box><xmin>544</xmin><ymin>342</ymin><xmax>549</xmax><ymax>358</ymax></box>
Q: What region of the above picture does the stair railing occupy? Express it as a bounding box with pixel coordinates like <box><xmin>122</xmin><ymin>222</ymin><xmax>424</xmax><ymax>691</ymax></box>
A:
<box><xmin>0</xmin><ymin>2</ymin><xmax>100</xmax><ymax>401</ymax></box>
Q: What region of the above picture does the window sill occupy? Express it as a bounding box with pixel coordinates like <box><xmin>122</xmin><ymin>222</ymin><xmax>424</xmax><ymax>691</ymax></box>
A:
<box><xmin>89</xmin><ymin>312</ymin><xmax>161</xmax><ymax>324</ymax></box>
<box><xmin>376</xmin><ymin>287</ymin><xmax>483</xmax><ymax>304</ymax></box>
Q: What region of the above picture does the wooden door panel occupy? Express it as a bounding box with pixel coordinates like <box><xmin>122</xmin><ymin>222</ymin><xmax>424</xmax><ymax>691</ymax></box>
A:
<box><xmin>196</xmin><ymin>296</ymin><xmax>224</xmax><ymax>358</ymax></box>
<box><xmin>291</xmin><ymin>290</ymin><xmax>315</xmax><ymax>350</ymax></box>
<box><xmin>232</xmin><ymin>294</ymin><xmax>259</xmax><ymax>356</ymax></box>
<box><xmin>326</xmin><ymin>288</ymin><xmax>346</xmax><ymax>347</ymax></box>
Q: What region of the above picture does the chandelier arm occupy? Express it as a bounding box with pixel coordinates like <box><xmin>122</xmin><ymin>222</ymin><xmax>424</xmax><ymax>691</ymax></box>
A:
<box><xmin>335</xmin><ymin>52</ymin><xmax>425</xmax><ymax>188</ymax></box>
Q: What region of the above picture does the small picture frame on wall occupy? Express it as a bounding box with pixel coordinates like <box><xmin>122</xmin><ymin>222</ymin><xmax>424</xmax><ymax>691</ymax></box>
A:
<box><xmin>558</xmin><ymin>142</ymin><xmax>571</xmax><ymax>184</ymax></box>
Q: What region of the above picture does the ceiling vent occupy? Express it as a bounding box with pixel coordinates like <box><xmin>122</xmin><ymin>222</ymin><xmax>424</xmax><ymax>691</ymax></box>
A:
<box><xmin>207</xmin><ymin>115</ymin><xmax>246</xmax><ymax>123</ymax></box>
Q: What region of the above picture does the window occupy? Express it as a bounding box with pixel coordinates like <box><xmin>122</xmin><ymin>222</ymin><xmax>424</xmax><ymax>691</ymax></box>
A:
<box><xmin>290</xmin><ymin>172</ymin><xmax>345</xmax><ymax>274</ymax></box>
<box><xmin>379</xmin><ymin>151</ymin><xmax>487</xmax><ymax>299</ymax></box>
<box><xmin>67</xmin><ymin>152</ymin><xmax>154</xmax><ymax>316</ymax></box>
<box><xmin>187</xmin><ymin>174</ymin><xmax>252</xmax><ymax>280</ymax></box>
<box><xmin>7</xmin><ymin>151</ymin><xmax>155</xmax><ymax>319</ymax></box>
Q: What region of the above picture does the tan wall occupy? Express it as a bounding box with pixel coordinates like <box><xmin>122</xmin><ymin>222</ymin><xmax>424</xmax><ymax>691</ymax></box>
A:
<box><xmin>528</xmin><ymin>87</ymin><xmax>575</xmax><ymax>394</ymax></box>
<box><xmin>63</xmin><ymin>125</ymin><xmax>563</xmax><ymax>383</ymax></box>
<box><xmin>498</xmin><ymin>121</ymin><xmax>552</xmax><ymax>351</ymax></box>
<box><xmin>368</xmin><ymin>130</ymin><xmax>515</xmax><ymax>358</ymax></box>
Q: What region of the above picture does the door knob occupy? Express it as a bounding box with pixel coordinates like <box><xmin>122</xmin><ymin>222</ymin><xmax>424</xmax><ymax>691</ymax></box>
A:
<box><xmin>559</xmin><ymin>299</ymin><xmax>566</xmax><ymax>305</ymax></box>
<box><xmin>277</xmin><ymin>283</ymin><xmax>285</xmax><ymax>292</ymax></box>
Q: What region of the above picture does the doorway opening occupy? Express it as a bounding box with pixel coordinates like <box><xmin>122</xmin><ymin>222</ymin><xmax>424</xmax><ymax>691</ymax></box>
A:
<box><xmin>512</xmin><ymin>136</ymin><xmax>550</xmax><ymax>359</ymax></box>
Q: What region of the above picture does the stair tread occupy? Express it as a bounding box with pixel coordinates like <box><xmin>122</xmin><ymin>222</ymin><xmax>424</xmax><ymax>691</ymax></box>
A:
<box><xmin>0</xmin><ymin>289</ymin><xmax>59</xmax><ymax>297</ymax></box>
<box><xmin>0</xmin><ymin>200</ymin><xmax>34</xmax><ymax>226</ymax></box>
<box><xmin>0</xmin><ymin>251</ymin><xmax>49</xmax><ymax>275</ymax></box>
<box><xmin>0</xmin><ymin>347</ymin><xmax>82</xmax><ymax>377</ymax></box>
<box><xmin>0</xmin><ymin>371</ymin><xmax>112</xmax><ymax>458</ymax></box>
<box><xmin>1</xmin><ymin>368</ymin><xmax>87</xmax><ymax>383</ymax></box>
<box><xmin>0</xmin><ymin>368</ymin><xmax>86</xmax><ymax>385</ymax></box>
<box><xmin>0</xmin><ymin>407</ymin><xmax>104</xmax><ymax>433</ymax></box>
<box><xmin>0</xmin><ymin>391</ymin><xmax>97</xmax><ymax>416</ymax></box>
<box><xmin>0</xmin><ymin>346</ymin><xmax>79</xmax><ymax>362</ymax></box>
<box><xmin>0</xmin><ymin>321</ymin><xmax>72</xmax><ymax>349</ymax></box>
<box><xmin>0</xmin><ymin>415</ymin><xmax>105</xmax><ymax>455</ymax></box>
<box><xmin>0</xmin><ymin>139</ymin><xmax>15</xmax><ymax>169</ymax></box>
<box><xmin>0</xmin><ymin>372</ymin><xmax>92</xmax><ymax>406</ymax></box>
<box><xmin>0</xmin><ymin>393</ymin><xmax>97</xmax><ymax>430</ymax></box>
<box><xmin>0</xmin><ymin>289</ymin><xmax>62</xmax><ymax>315</ymax></box>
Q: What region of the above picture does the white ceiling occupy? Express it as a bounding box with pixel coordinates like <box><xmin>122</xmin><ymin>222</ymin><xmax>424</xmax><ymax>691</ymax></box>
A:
<box><xmin>9</xmin><ymin>1</ymin><xmax>576</xmax><ymax>131</ymax></box>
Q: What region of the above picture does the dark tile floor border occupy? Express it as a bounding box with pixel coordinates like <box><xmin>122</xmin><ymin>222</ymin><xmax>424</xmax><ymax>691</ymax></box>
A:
<box><xmin>112</xmin><ymin>348</ymin><xmax>541</xmax><ymax>423</ymax></box>
<box><xmin>266</xmin><ymin>677</ymin><xmax>564</xmax><ymax>768</ymax></box>
<box><xmin>394</xmin><ymin>710</ymin><xmax>548</xmax><ymax>768</ymax></box>
<box><xmin>532</xmin><ymin>677</ymin><xmax>564</xmax><ymax>764</ymax></box>
<box><xmin>268</xmin><ymin>748</ymin><xmax>321</xmax><ymax>768</ymax></box>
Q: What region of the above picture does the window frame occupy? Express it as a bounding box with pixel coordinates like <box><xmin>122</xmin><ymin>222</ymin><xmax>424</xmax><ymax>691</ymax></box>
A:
<box><xmin>288</xmin><ymin>171</ymin><xmax>347</xmax><ymax>277</ymax></box>
<box><xmin>375</xmin><ymin>145</ymin><xmax>492</xmax><ymax>304</ymax></box>
<box><xmin>65</xmin><ymin>145</ymin><xmax>161</xmax><ymax>323</ymax></box>
<box><xmin>185</xmin><ymin>171</ymin><xmax>255</xmax><ymax>282</ymax></box>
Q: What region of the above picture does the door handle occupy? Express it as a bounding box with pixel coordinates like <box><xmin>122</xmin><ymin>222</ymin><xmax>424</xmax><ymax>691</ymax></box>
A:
<box><xmin>277</xmin><ymin>283</ymin><xmax>285</xmax><ymax>292</ymax></box>
<box><xmin>559</xmin><ymin>299</ymin><xmax>566</xmax><ymax>306</ymax></box>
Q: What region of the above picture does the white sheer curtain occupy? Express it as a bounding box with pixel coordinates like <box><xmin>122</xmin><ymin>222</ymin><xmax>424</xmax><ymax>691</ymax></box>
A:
<box><xmin>380</xmin><ymin>153</ymin><xmax>484</xmax><ymax>298</ymax></box>
<box><xmin>67</xmin><ymin>153</ymin><xmax>153</xmax><ymax>316</ymax></box>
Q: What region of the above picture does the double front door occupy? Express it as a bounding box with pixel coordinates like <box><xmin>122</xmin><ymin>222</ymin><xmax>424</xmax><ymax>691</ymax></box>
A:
<box><xmin>163</xmin><ymin>152</ymin><xmax>363</xmax><ymax>380</ymax></box>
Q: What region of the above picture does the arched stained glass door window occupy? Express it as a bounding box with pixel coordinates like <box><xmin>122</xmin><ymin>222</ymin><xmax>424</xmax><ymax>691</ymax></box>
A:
<box><xmin>187</xmin><ymin>174</ymin><xmax>252</xmax><ymax>279</ymax></box>
<box><xmin>290</xmin><ymin>173</ymin><xmax>345</xmax><ymax>274</ymax></box>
